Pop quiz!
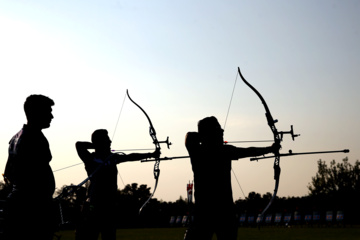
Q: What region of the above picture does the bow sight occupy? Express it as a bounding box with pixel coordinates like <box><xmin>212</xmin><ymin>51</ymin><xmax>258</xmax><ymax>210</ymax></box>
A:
<box><xmin>157</xmin><ymin>136</ymin><xmax>172</xmax><ymax>149</ymax></box>
<box><xmin>279</xmin><ymin>125</ymin><xmax>300</xmax><ymax>141</ymax></box>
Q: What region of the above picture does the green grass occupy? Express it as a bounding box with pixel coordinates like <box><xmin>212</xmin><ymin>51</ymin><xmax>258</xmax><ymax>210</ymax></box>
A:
<box><xmin>54</xmin><ymin>226</ymin><xmax>360</xmax><ymax>240</ymax></box>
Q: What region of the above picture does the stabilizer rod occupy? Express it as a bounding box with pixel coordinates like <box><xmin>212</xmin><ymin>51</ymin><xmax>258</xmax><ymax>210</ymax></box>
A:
<box><xmin>250</xmin><ymin>149</ymin><xmax>349</xmax><ymax>161</ymax></box>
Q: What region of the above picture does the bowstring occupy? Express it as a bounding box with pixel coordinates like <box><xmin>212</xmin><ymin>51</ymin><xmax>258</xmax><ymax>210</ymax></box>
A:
<box><xmin>111</xmin><ymin>92</ymin><xmax>127</xmax><ymax>142</ymax></box>
<box><xmin>223</xmin><ymin>71</ymin><xmax>238</xmax><ymax>130</ymax></box>
<box><xmin>112</xmin><ymin>92</ymin><xmax>127</xmax><ymax>187</ymax></box>
<box><xmin>224</xmin><ymin>69</ymin><xmax>247</xmax><ymax>199</ymax></box>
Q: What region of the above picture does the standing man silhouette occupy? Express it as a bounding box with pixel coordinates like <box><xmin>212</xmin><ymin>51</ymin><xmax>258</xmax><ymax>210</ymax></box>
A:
<box><xmin>185</xmin><ymin>116</ymin><xmax>280</xmax><ymax>240</ymax></box>
<box><xmin>3</xmin><ymin>94</ymin><xmax>56</xmax><ymax>240</ymax></box>
<box><xmin>75</xmin><ymin>129</ymin><xmax>160</xmax><ymax>240</ymax></box>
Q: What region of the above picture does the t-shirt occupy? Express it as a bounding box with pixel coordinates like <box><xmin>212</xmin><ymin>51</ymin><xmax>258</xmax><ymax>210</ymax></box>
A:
<box><xmin>187</xmin><ymin>144</ymin><xmax>238</xmax><ymax>212</ymax></box>
<box><xmin>80</xmin><ymin>152</ymin><xmax>118</xmax><ymax>206</ymax></box>
<box><xmin>4</xmin><ymin>124</ymin><xmax>55</xmax><ymax>201</ymax></box>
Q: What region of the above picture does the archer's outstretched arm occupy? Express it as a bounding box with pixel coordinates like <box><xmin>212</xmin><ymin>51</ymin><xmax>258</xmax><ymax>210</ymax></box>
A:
<box><xmin>113</xmin><ymin>148</ymin><xmax>160</xmax><ymax>164</ymax></box>
<box><xmin>234</xmin><ymin>143</ymin><xmax>280</xmax><ymax>159</ymax></box>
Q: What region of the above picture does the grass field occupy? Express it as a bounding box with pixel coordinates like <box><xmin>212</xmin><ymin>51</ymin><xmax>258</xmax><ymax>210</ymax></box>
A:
<box><xmin>55</xmin><ymin>226</ymin><xmax>360</xmax><ymax>240</ymax></box>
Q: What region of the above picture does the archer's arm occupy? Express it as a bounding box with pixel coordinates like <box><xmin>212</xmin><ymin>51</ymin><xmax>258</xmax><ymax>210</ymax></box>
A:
<box><xmin>112</xmin><ymin>148</ymin><xmax>160</xmax><ymax>164</ymax></box>
<box><xmin>185</xmin><ymin>132</ymin><xmax>200</xmax><ymax>153</ymax></box>
<box><xmin>75</xmin><ymin>141</ymin><xmax>94</xmax><ymax>163</ymax></box>
<box><xmin>233</xmin><ymin>143</ymin><xmax>280</xmax><ymax>159</ymax></box>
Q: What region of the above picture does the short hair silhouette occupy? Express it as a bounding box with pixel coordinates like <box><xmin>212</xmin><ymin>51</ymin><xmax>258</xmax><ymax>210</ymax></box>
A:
<box><xmin>24</xmin><ymin>94</ymin><xmax>54</xmax><ymax>120</ymax></box>
<box><xmin>91</xmin><ymin>129</ymin><xmax>108</xmax><ymax>145</ymax></box>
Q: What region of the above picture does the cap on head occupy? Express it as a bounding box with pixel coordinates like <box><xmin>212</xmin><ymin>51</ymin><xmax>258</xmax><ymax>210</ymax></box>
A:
<box><xmin>198</xmin><ymin>116</ymin><xmax>221</xmax><ymax>135</ymax></box>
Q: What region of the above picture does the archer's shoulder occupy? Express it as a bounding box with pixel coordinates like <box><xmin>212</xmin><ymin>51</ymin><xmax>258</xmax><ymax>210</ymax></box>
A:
<box><xmin>185</xmin><ymin>132</ymin><xmax>200</xmax><ymax>148</ymax></box>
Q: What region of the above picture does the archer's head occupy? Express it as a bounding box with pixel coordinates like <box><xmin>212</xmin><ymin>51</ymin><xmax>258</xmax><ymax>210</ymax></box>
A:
<box><xmin>24</xmin><ymin>94</ymin><xmax>54</xmax><ymax>130</ymax></box>
<box><xmin>91</xmin><ymin>129</ymin><xmax>112</xmax><ymax>151</ymax></box>
<box><xmin>198</xmin><ymin>116</ymin><xmax>224</xmax><ymax>147</ymax></box>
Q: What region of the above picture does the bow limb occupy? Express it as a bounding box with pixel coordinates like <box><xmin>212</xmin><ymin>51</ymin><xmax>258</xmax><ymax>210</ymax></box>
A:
<box><xmin>126</xmin><ymin>90</ymin><xmax>161</xmax><ymax>213</ymax></box>
<box><xmin>238</xmin><ymin>67</ymin><xmax>281</xmax><ymax>219</ymax></box>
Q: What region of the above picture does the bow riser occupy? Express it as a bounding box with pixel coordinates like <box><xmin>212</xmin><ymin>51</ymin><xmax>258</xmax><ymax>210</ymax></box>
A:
<box><xmin>238</xmin><ymin>67</ymin><xmax>285</xmax><ymax>219</ymax></box>
<box><xmin>126</xmin><ymin>90</ymin><xmax>171</xmax><ymax>213</ymax></box>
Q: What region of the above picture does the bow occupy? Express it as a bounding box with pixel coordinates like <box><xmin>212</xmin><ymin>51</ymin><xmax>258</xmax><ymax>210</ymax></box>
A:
<box><xmin>238</xmin><ymin>67</ymin><xmax>299</xmax><ymax>219</ymax></box>
<box><xmin>126</xmin><ymin>90</ymin><xmax>171</xmax><ymax>213</ymax></box>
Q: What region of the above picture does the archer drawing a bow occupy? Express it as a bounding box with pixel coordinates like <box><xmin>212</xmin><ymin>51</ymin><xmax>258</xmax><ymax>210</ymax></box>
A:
<box><xmin>237</xmin><ymin>67</ymin><xmax>349</xmax><ymax>222</ymax></box>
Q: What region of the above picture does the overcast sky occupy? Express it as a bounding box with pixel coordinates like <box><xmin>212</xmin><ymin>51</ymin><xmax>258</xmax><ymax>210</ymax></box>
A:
<box><xmin>1</xmin><ymin>0</ymin><xmax>359</xmax><ymax>202</ymax></box>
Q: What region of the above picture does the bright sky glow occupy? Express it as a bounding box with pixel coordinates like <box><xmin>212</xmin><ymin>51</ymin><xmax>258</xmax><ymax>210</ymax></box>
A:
<box><xmin>1</xmin><ymin>0</ymin><xmax>359</xmax><ymax>202</ymax></box>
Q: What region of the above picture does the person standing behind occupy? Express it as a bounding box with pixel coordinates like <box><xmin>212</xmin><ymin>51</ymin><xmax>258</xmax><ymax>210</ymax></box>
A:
<box><xmin>3</xmin><ymin>94</ymin><xmax>56</xmax><ymax>240</ymax></box>
<box><xmin>184</xmin><ymin>116</ymin><xmax>280</xmax><ymax>240</ymax></box>
<box><xmin>75</xmin><ymin>129</ymin><xmax>160</xmax><ymax>240</ymax></box>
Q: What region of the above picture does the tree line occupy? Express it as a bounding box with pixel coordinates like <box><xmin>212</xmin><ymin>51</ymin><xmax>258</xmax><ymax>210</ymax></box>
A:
<box><xmin>0</xmin><ymin>157</ymin><xmax>359</xmax><ymax>228</ymax></box>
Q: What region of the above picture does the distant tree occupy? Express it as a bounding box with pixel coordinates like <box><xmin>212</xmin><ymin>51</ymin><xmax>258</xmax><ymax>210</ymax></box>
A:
<box><xmin>171</xmin><ymin>196</ymin><xmax>189</xmax><ymax>216</ymax></box>
<box><xmin>119</xmin><ymin>183</ymin><xmax>151</xmax><ymax>204</ymax></box>
<box><xmin>235</xmin><ymin>191</ymin><xmax>278</xmax><ymax>215</ymax></box>
<box><xmin>247</xmin><ymin>191</ymin><xmax>262</xmax><ymax>201</ymax></box>
<box><xmin>55</xmin><ymin>183</ymin><xmax>87</xmax><ymax>204</ymax></box>
<box><xmin>116</xmin><ymin>183</ymin><xmax>153</xmax><ymax>227</ymax></box>
<box><xmin>54</xmin><ymin>184</ymin><xmax>87</xmax><ymax>228</ymax></box>
<box><xmin>308</xmin><ymin>157</ymin><xmax>359</xmax><ymax>197</ymax></box>
<box><xmin>307</xmin><ymin>157</ymin><xmax>360</xmax><ymax>223</ymax></box>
